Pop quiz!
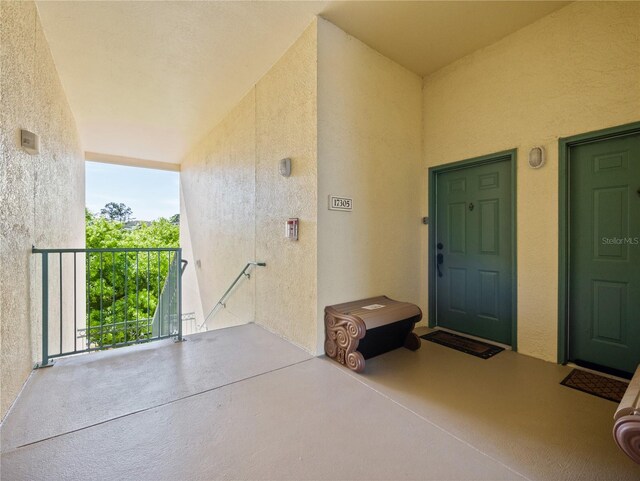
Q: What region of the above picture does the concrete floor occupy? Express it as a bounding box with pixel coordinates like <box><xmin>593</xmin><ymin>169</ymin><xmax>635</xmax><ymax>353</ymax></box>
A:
<box><xmin>1</xmin><ymin>324</ymin><xmax>638</xmax><ymax>480</ymax></box>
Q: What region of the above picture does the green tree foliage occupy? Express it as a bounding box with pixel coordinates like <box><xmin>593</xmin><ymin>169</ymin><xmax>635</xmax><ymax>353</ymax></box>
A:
<box><xmin>100</xmin><ymin>202</ymin><xmax>134</xmax><ymax>222</ymax></box>
<box><xmin>86</xmin><ymin>209</ymin><xmax>179</xmax><ymax>348</ymax></box>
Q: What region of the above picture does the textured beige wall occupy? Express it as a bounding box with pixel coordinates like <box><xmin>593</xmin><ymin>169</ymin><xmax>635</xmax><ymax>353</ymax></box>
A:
<box><xmin>181</xmin><ymin>93</ymin><xmax>257</xmax><ymax>331</ymax></box>
<box><xmin>0</xmin><ymin>1</ymin><xmax>85</xmax><ymax>420</ymax></box>
<box><xmin>182</xmin><ymin>18</ymin><xmax>422</xmax><ymax>355</ymax></box>
<box><xmin>316</xmin><ymin>18</ymin><xmax>423</xmax><ymax>353</ymax></box>
<box><xmin>180</xmin><ymin>22</ymin><xmax>318</xmax><ymax>351</ymax></box>
<box><xmin>255</xmin><ymin>22</ymin><xmax>318</xmax><ymax>352</ymax></box>
<box><xmin>178</xmin><ymin>187</ymin><xmax>204</xmax><ymax>332</ymax></box>
<box><xmin>422</xmin><ymin>1</ymin><xmax>640</xmax><ymax>361</ymax></box>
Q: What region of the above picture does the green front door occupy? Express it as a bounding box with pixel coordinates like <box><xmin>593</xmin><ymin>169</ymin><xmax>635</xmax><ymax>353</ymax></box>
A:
<box><xmin>569</xmin><ymin>133</ymin><xmax>640</xmax><ymax>375</ymax></box>
<box><xmin>435</xmin><ymin>157</ymin><xmax>513</xmax><ymax>344</ymax></box>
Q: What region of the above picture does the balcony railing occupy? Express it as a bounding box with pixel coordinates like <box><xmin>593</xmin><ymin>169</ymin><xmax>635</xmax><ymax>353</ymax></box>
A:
<box><xmin>32</xmin><ymin>247</ymin><xmax>184</xmax><ymax>367</ymax></box>
<box><xmin>152</xmin><ymin>252</ymin><xmax>187</xmax><ymax>338</ymax></box>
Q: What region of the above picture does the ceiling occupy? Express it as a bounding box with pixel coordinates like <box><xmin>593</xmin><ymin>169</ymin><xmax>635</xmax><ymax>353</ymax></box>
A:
<box><xmin>36</xmin><ymin>1</ymin><xmax>569</xmax><ymax>165</ymax></box>
<box><xmin>322</xmin><ymin>1</ymin><xmax>569</xmax><ymax>77</ymax></box>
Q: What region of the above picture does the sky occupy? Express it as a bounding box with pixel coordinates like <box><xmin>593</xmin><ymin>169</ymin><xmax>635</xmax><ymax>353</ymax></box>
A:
<box><xmin>85</xmin><ymin>162</ymin><xmax>179</xmax><ymax>221</ymax></box>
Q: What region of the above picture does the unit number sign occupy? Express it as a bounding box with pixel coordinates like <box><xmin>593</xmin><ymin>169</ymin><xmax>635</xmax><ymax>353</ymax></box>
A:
<box><xmin>329</xmin><ymin>195</ymin><xmax>353</xmax><ymax>212</ymax></box>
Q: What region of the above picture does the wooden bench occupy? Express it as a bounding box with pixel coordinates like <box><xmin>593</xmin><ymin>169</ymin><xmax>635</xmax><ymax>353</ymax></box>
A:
<box><xmin>324</xmin><ymin>295</ymin><xmax>421</xmax><ymax>372</ymax></box>
<box><xmin>614</xmin><ymin>366</ymin><xmax>640</xmax><ymax>464</ymax></box>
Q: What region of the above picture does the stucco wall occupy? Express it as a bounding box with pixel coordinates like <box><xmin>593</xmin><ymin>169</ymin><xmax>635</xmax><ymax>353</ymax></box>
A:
<box><xmin>255</xmin><ymin>22</ymin><xmax>318</xmax><ymax>352</ymax></box>
<box><xmin>0</xmin><ymin>1</ymin><xmax>85</xmax><ymax>420</ymax></box>
<box><xmin>421</xmin><ymin>1</ymin><xmax>640</xmax><ymax>361</ymax></box>
<box><xmin>316</xmin><ymin>19</ymin><xmax>423</xmax><ymax>353</ymax></box>
<box><xmin>181</xmin><ymin>93</ymin><xmax>257</xmax><ymax>331</ymax></box>
<box><xmin>179</xmin><ymin>187</ymin><xmax>204</xmax><ymax>332</ymax></box>
<box><xmin>180</xmin><ymin>22</ymin><xmax>318</xmax><ymax>351</ymax></box>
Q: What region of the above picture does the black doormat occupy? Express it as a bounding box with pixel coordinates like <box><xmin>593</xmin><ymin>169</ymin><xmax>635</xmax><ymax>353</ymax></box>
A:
<box><xmin>421</xmin><ymin>330</ymin><xmax>504</xmax><ymax>359</ymax></box>
<box><xmin>560</xmin><ymin>369</ymin><xmax>628</xmax><ymax>403</ymax></box>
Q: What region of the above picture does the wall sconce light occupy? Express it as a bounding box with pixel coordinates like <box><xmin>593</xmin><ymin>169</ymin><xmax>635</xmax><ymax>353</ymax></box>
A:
<box><xmin>528</xmin><ymin>146</ymin><xmax>545</xmax><ymax>169</ymax></box>
<box><xmin>279</xmin><ymin>158</ymin><xmax>291</xmax><ymax>177</ymax></box>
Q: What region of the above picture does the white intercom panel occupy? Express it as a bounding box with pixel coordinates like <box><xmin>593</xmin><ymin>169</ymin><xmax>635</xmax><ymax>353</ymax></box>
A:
<box><xmin>285</xmin><ymin>218</ymin><xmax>298</xmax><ymax>241</ymax></box>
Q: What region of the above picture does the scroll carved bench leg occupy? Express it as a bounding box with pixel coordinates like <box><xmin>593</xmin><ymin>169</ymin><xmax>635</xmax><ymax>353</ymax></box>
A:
<box><xmin>345</xmin><ymin>351</ymin><xmax>365</xmax><ymax>372</ymax></box>
<box><xmin>404</xmin><ymin>332</ymin><xmax>421</xmax><ymax>351</ymax></box>
<box><xmin>614</xmin><ymin>415</ymin><xmax>640</xmax><ymax>464</ymax></box>
<box><xmin>325</xmin><ymin>313</ymin><xmax>366</xmax><ymax>372</ymax></box>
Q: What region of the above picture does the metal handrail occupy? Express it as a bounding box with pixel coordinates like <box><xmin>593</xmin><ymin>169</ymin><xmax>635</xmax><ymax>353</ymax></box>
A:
<box><xmin>198</xmin><ymin>261</ymin><xmax>266</xmax><ymax>330</ymax></box>
<box><xmin>33</xmin><ymin>247</ymin><xmax>179</xmax><ymax>253</ymax></box>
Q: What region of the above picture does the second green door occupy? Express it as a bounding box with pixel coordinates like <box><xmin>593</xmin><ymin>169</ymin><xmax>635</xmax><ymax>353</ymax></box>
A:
<box><xmin>435</xmin><ymin>156</ymin><xmax>513</xmax><ymax>345</ymax></box>
<box><xmin>568</xmin><ymin>132</ymin><xmax>640</xmax><ymax>375</ymax></box>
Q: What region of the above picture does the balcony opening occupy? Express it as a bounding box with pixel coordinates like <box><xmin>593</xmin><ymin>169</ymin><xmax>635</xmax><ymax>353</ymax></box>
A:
<box><xmin>31</xmin><ymin>162</ymin><xmax>184</xmax><ymax>366</ymax></box>
<box><xmin>85</xmin><ymin>161</ymin><xmax>179</xmax><ymax>229</ymax></box>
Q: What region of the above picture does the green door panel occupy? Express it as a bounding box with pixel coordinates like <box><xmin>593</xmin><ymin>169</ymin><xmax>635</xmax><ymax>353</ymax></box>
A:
<box><xmin>435</xmin><ymin>159</ymin><xmax>512</xmax><ymax>344</ymax></box>
<box><xmin>569</xmin><ymin>133</ymin><xmax>640</xmax><ymax>375</ymax></box>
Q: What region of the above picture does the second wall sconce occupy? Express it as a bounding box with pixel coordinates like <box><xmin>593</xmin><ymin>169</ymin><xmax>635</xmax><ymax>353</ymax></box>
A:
<box><xmin>528</xmin><ymin>146</ymin><xmax>545</xmax><ymax>169</ymax></box>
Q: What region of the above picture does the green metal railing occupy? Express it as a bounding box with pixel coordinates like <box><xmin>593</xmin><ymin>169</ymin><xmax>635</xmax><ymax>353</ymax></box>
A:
<box><xmin>32</xmin><ymin>247</ymin><xmax>184</xmax><ymax>367</ymax></box>
<box><xmin>152</xmin><ymin>253</ymin><xmax>187</xmax><ymax>338</ymax></box>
